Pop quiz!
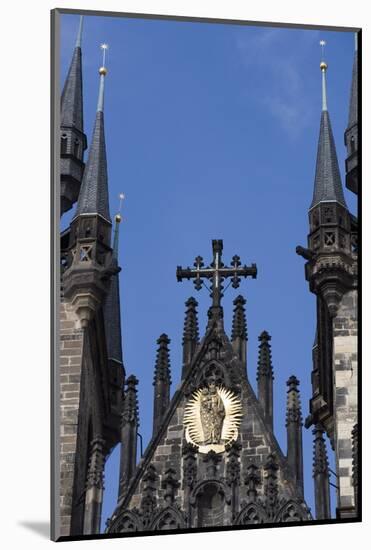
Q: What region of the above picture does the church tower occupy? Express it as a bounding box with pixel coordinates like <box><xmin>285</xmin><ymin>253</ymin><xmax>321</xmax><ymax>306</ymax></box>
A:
<box><xmin>60</xmin><ymin>16</ymin><xmax>88</xmax><ymax>215</ymax></box>
<box><xmin>59</xmin><ymin>40</ymin><xmax>124</xmax><ymax>537</ymax></box>
<box><xmin>107</xmin><ymin>240</ymin><xmax>311</xmax><ymax>533</ymax></box>
<box><xmin>296</xmin><ymin>40</ymin><xmax>358</xmax><ymax>519</ymax></box>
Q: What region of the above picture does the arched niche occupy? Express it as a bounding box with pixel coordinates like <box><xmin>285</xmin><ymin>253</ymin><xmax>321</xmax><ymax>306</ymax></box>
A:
<box><xmin>235</xmin><ymin>502</ymin><xmax>267</xmax><ymax>525</ymax></box>
<box><xmin>150</xmin><ymin>506</ymin><xmax>186</xmax><ymax>531</ymax></box>
<box><xmin>110</xmin><ymin>509</ymin><xmax>141</xmax><ymax>533</ymax></box>
<box><xmin>274</xmin><ymin>500</ymin><xmax>309</xmax><ymax>523</ymax></box>
<box><xmin>191</xmin><ymin>480</ymin><xmax>229</xmax><ymax>528</ymax></box>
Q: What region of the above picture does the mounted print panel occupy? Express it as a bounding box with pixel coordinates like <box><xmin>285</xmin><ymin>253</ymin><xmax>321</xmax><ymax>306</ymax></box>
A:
<box><xmin>51</xmin><ymin>8</ymin><xmax>360</xmax><ymax>542</ymax></box>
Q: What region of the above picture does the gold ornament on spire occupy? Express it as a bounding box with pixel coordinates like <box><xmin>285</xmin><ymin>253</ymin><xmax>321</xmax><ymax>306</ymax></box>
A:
<box><xmin>319</xmin><ymin>40</ymin><xmax>327</xmax><ymax>71</ymax></box>
<box><xmin>99</xmin><ymin>43</ymin><xmax>109</xmax><ymax>75</ymax></box>
<box><xmin>115</xmin><ymin>192</ymin><xmax>125</xmax><ymax>223</ymax></box>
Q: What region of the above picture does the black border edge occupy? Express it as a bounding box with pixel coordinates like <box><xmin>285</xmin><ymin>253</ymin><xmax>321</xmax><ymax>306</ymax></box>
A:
<box><xmin>51</xmin><ymin>8</ymin><xmax>362</xmax><ymax>543</ymax></box>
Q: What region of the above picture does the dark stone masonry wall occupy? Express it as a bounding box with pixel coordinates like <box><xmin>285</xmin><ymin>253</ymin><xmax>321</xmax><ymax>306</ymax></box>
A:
<box><xmin>59</xmin><ymin>299</ymin><xmax>84</xmax><ymax>536</ymax></box>
<box><xmin>333</xmin><ymin>290</ymin><xmax>357</xmax><ymax>516</ymax></box>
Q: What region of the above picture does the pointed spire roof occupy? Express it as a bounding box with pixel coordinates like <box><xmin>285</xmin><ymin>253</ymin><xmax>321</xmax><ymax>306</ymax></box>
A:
<box><xmin>182</xmin><ymin>297</ymin><xmax>199</xmax><ymax>343</ymax></box>
<box><xmin>347</xmin><ymin>33</ymin><xmax>358</xmax><ymax>129</ymax></box>
<box><xmin>153</xmin><ymin>334</ymin><xmax>171</xmax><ymax>385</ymax></box>
<box><xmin>61</xmin><ymin>16</ymin><xmax>84</xmax><ymax>132</ymax></box>
<box><xmin>75</xmin><ymin>52</ymin><xmax>111</xmax><ymax>222</ymax></box>
<box><xmin>257</xmin><ymin>330</ymin><xmax>274</xmax><ymax>379</ymax></box>
<box><xmin>285</xmin><ymin>375</ymin><xmax>303</xmax><ymax>425</ymax></box>
<box><xmin>310</xmin><ymin>54</ymin><xmax>347</xmax><ymax>209</ymax></box>
<box><xmin>231</xmin><ymin>295</ymin><xmax>247</xmax><ymax>341</ymax></box>
<box><xmin>104</xmin><ymin>213</ymin><xmax>123</xmax><ymax>365</ymax></box>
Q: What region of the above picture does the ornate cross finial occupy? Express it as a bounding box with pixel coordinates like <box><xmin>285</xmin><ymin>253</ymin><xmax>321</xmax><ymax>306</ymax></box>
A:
<box><xmin>176</xmin><ymin>240</ymin><xmax>257</xmax><ymax>316</ymax></box>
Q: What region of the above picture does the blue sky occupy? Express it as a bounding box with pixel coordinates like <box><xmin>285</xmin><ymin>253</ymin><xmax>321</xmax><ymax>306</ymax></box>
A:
<box><xmin>60</xmin><ymin>13</ymin><xmax>356</xmax><ymax>530</ymax></box>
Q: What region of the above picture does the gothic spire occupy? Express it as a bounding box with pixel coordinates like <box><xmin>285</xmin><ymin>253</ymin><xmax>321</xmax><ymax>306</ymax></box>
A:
<box><xmin>153</xmin><ymin>334</ymin><xmax>171</xmax><ymax>435</ymax></box>
<box><xmin>60</xmin><ymin>16</ymin><xmax>87</xmax><ymax>215</ymax></box>
<box><xmin>104</xmin><ymin>211</ymin><xmax>124</xmax><ymax>367</ymax></box>
<box><xmin>61</xmin><ymin>16</ymin><xmax>84</xmax><ymax>132</ymax></box>
<box><xmin>285</xmin><ymin>375</ymin><xmax>304</xmax><ymax>496</ymax></box>
<box><xmin>312</xmin><ymin>424</ymin><xmax>331</xmax><ymax>519</ymax></box>
<box><xmin>257</xmin><ymin>331</ymin><xmax>274</xmax><ymax>428</ymax></box>
<box><xmin>310</xmin><ymin>45</ymin><xmax>347</xmax><ymax>209</ymax></box>
<box><xmin>182</xmin><ymin>297</ymin><xmax>199</xmax><ymax>378</ymax></box>
<box><xmin>75</xmin><ymin>45</ymin><xmax>111</xmax><ymax>222</ymax></box>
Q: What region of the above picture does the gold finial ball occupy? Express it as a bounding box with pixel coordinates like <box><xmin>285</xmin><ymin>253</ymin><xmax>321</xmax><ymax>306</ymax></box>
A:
<box><xmin>99</xmin><ymin>66</ymin><xmax>108</xmax><ymax>76</ymax></box>
<box><xmin>320</xmin><ymin>61</ymin><xmax>328</xmax><ymax>71</ymax></box>
<box><xmin>115</xmin><ymin>214</ymin><xmax>122</xmax><ymax>223</ymax></box>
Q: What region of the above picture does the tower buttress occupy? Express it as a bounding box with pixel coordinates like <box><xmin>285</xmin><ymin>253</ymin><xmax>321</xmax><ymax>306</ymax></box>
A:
<box><xmin>231</xmin><ymin>295</ymin><xmax>247</xmax><ymax>370</ymax></box>
<box><xmin>118</xmin><ymin>375</ymin><xmax>139</xmax><ymax>501</ymax></box>
<box><xmin>104</xmin><ymin>210</ymin><xmax>125</xmax><ymax>416</ymax></box>
<box><xmin>60</xmin><ymin>16</ymin><xmax>88</xmax><ymax>215</ymax></box>
<box><xmin>312</xmin><ymin>425</ymin><xmax>331</xmax><ymax>519</ymax></box>
<box><xmin>83</xmin><ymin>437</ymin><xmax>106</xmax><ymax>534</ymax></box>
<box><xmin>285</xmin><ymin>376</ymin><xmax>304</xmax><ymax>497</ymax></box>
<box><xmin>182</xmin><ymin>297</ymin><xmax>199</xmax><ymax>379</ymax></box>
<box><xmin>256</xmin><ymin>331</ymin><xmax>274</xmax><ymax>429</ymax></box>
<box><xmin>344</xmin><ymin>33</ymin><xmax>358</xmax><ymax>195</ymax></box>
<box><xmin>63</xmin><ymin>54</ymin><xmax>113</xmax><ymax>328</ymax></box>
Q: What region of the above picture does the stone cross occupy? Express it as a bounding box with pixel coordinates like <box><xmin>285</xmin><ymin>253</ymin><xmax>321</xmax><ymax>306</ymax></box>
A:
<box><xmin>176</xmin><ymin>239</ymin><xmax>257</xmax><ymax>308</ymax></box>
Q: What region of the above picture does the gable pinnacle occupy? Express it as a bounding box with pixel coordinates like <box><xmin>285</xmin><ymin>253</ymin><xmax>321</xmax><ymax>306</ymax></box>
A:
<box><xmin>257</xmin><ymin>331</ymin><xmax>273</xmax><ymax>379</ymax></box>
<box><xmin>183</xmin><ymin>297</ymin><xmax>199</xmax><ymax>343</ymax></box>
<box><xmin>153</xmin><ymin>334</ymin><xmax>171</xmax><ymax>385</ymax></box>
<box><xmin>285</xmin><ymin>375</ymin><xmax>303</xmax><ymax>425</ymax></box>
<box><xmin>231</xmin><ymin>295</ymin><xmax>247</xmax><ymax>341</ymax></box>
<box><xmin>121</xmin><ymin>375</ymin><xmax>139</xmax><ymax>427</ymax></box>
